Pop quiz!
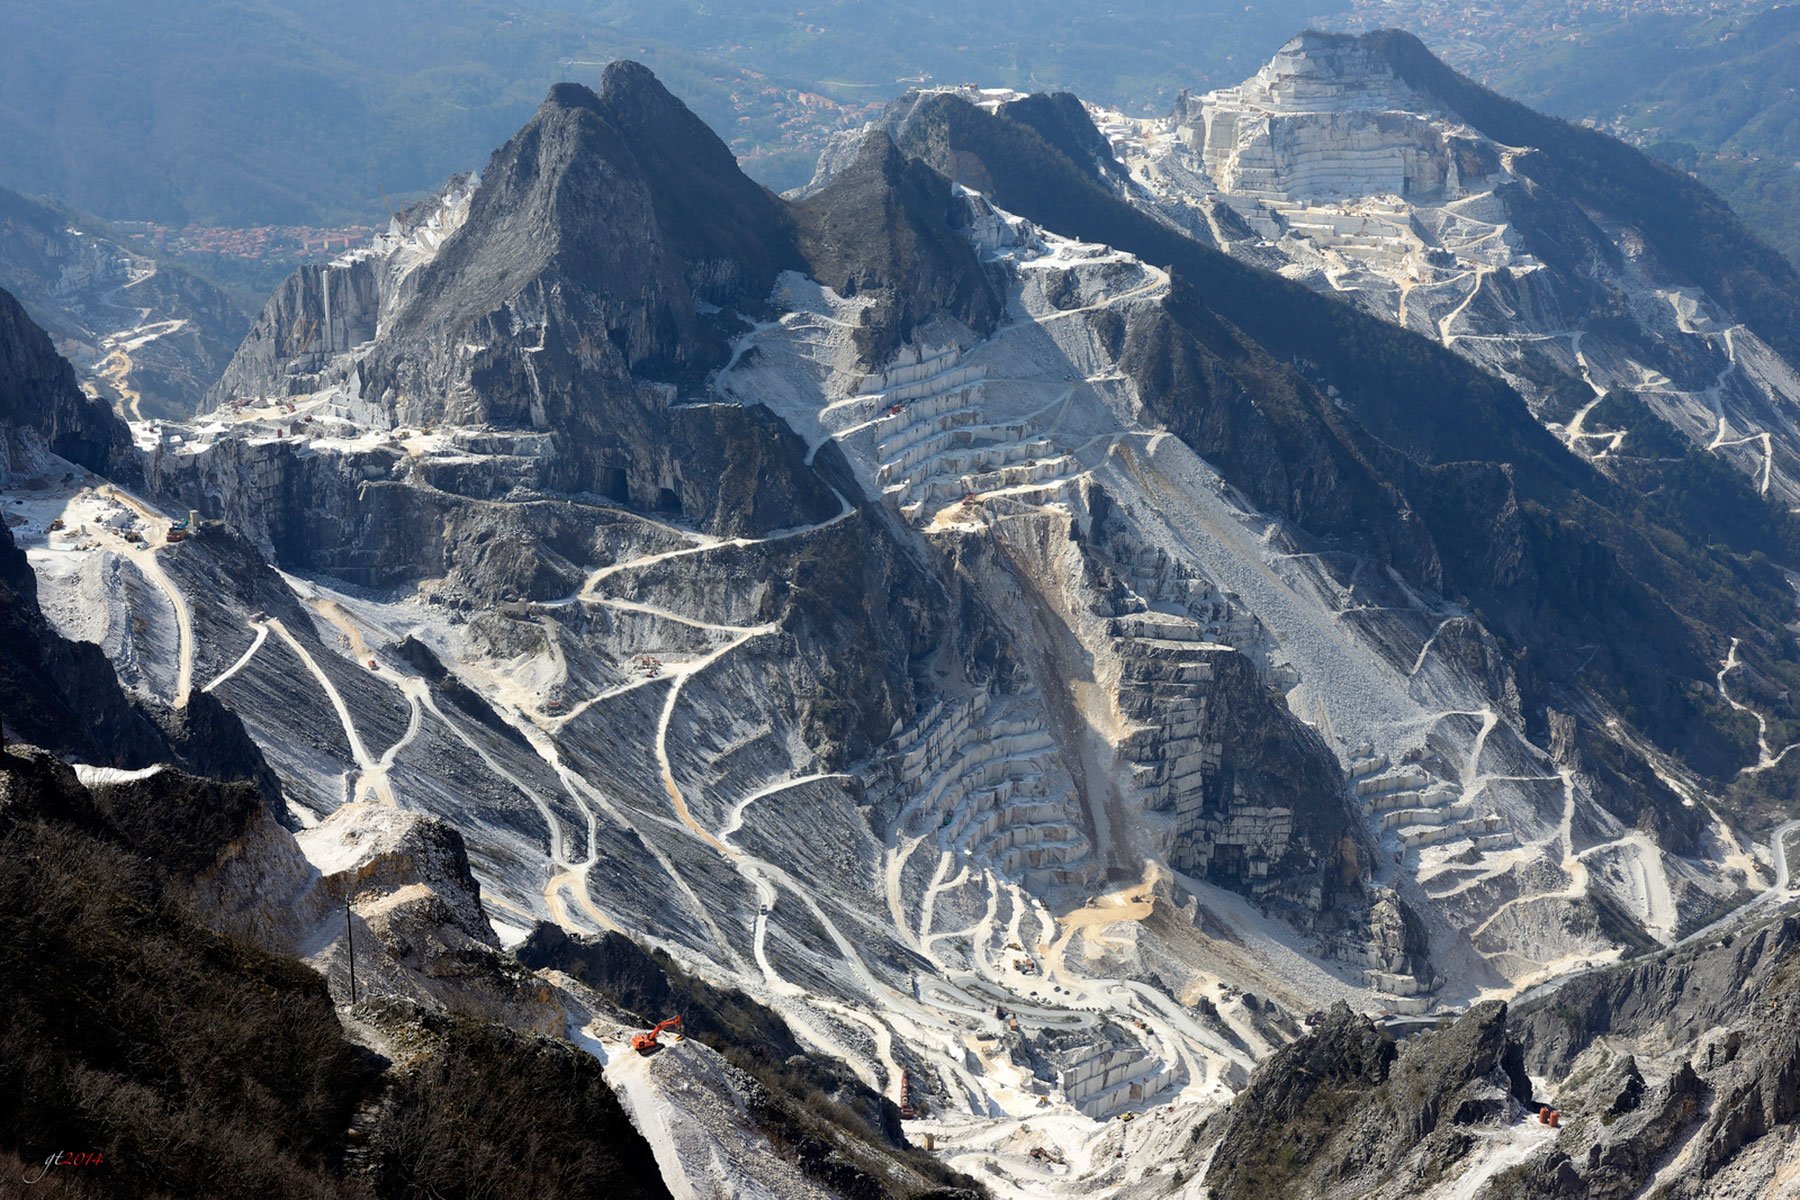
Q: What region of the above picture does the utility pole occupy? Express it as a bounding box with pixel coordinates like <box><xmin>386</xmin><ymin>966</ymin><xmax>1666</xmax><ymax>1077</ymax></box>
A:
<box><xmin>345</xmin><ymin>901</ymin><xmax>357</xmax><ymax>1006</ymax></box>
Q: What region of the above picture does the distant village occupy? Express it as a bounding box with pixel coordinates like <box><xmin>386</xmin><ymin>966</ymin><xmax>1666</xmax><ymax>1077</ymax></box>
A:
<box><xmin>111</xmin><ymin>219</ymin><xmax>378</xmax><ymax>264</ymax></box>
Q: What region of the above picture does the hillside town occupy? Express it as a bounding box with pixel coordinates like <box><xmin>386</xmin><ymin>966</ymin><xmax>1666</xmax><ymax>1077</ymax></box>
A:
<box><xmin>110</xmin><ymin>218</ymin><xmax>378</xmax><ymax>265</ymax></box>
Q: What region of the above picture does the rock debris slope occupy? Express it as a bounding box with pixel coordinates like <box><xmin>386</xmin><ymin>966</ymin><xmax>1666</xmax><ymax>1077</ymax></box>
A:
<box><xmin>8</xmin><ymin>49</ymin><xmax>1800</xmax><ymax>1200</ymax></box>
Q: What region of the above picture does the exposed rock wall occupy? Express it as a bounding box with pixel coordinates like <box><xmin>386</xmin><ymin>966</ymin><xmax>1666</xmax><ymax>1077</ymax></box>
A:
<box><xmin>792</xmin><ymin>130</ymin><xmax>1002</xmax><ymax>362</ymax></box>
<box><xmin>0</xmin><ymin>285</ymin><xmax>133</xmax><ymax>482</ymax></box>
<box><xmin>209</xmin><ymin>255</ymin><xmax>384</xmax><ymax>403</ymax></box>
<box><xmin>1075</xmin><ymin>497</ymin><xmax>1359</xmax><ymax>911</ymax></box>
<box><xmin>1201</xmin><ymin>1001</ymin><xmax>1534</xmax><ymax>1200</ymax></box>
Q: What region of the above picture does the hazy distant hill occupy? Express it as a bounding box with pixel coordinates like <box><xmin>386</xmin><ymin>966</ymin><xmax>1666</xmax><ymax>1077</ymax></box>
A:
<box><xmin>0</xmin><ymin>0</ymin><xmax>604</xmax><ymax>226</ymax></box>
<box><xmin>1486</xmin><ymin>3</ymin><xmax>1800</xmax><ymax>267</ymax></box>
<box><xmin>0</xmin><ymin>184</ymin><xmax>247</xmax><ymax>418</ymax></box>
<box><xmin>0</xmin><ymin>0</ymin><xmax>1343</xmax><ymax>227</ymax></box>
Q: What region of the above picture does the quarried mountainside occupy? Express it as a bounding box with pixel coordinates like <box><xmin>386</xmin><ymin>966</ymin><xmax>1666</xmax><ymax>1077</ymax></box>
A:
<box><xmin>6</xmin><ymin>43</ymin><xmax>1800</xmax><ymax>1200</ymax></box>
<box><xmin>1086</xmin><ymin>31</ymin><xmax>1800</xmax><ymax>529</ymax></box>
<box><xmin>0</xmin><ymin>183</ymin><xmax>247</xmax><ymax>421</ymax></box>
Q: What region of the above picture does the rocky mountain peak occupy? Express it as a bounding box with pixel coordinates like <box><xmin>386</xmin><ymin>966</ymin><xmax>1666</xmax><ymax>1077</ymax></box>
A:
<box><xmin>376</xmin><ymin>67</ymin><xmax>795</xmax><ymax>379</ymax></box>
<box><xmin>586</xmin><ymin>61</ymin><xmax>801</xmax><ymax>301</ymax></box>
<box><xmin>1251</xmin><ymin>29</ymin><xmax>1423</xmax><ymax>107</ymax></box>
<box><xmin>792</xmin><ymin>128</ymin><xmax>1001</xmax><ymax>359</ymax></box>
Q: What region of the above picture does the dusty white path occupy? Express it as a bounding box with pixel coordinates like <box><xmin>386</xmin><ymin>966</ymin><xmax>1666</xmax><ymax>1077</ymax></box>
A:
<box><xmin>202</xmin><ymin>619</ymin><xmax>268</xmax><ymax>693</ymax></box>
<box><xmin>1718</xmin><ymin>637</ymin><xmax>1800</xmax><ymax>774</ymax></box>
<box><xmin>266</xmin><ymin>618</ymin><xmax>390</xmax><ymax>805</ymax></box>
<box><xmin>100</xmin><ymin>488</ymin><xmax>195</xmax><ymax>706</ymax></box>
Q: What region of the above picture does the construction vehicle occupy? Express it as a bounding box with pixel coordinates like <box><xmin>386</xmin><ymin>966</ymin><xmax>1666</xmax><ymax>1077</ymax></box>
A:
<box><xmin>631</xmin><ymin>1016</ymin><xmax>684</xmax><ymax>1055</ymax></box>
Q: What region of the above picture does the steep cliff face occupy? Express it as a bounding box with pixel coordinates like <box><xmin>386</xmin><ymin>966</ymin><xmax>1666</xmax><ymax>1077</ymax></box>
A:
<box><xmin>209</xmin><ymin>252</ymin><xmax>387</xmax><ymax>404</ymax></box>
<box><xmin>0</xmin><ymin>285</ymin><xmax>133</xmax><ymax>482</ymax></box>
<box><xmin>1063</xmin><ymin>489</ymin><xmax>1364</xmax><ymax>916</ymax></box>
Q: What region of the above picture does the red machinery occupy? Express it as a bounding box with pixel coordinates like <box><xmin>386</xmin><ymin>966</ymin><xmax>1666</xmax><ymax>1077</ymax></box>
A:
<box><xmin>631</xmin><ymin>1016</ymin><xmax>684</xmax><ymax>1055</ymax></box>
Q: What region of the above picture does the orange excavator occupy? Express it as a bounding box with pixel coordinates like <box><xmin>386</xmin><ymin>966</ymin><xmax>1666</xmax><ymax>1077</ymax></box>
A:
<box><xmin>631</xmin><ymin>1016</ymin><xmax>684</xmax><ymax>1055</ymax></box>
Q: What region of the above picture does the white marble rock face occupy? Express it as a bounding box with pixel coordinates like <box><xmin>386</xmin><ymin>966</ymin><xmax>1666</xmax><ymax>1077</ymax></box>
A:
<box><xmin>1191</xmin><ymin>34</ymin><xmax>1465</xmax><ymax>206</ymax></box>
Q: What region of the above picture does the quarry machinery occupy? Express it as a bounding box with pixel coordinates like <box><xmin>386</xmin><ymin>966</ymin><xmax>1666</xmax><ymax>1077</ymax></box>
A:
<box><xmin>631</xmin><ymin>1016</ymin><xmax>684</xmax><ymax>1055</ymax></box>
